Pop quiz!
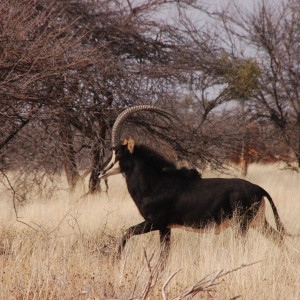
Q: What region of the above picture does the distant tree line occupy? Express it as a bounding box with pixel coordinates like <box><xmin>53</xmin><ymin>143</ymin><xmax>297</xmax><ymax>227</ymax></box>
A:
<box><xmin>0</xmin><ymin>0</ymin><xmax>299</xmax><ymax>198</ymax></box>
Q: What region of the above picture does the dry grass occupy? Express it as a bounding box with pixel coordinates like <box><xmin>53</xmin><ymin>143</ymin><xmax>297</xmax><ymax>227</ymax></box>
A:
<box><xmin>0</xmin><ymin>164</ymin><xmax>300</xmax><ymax>299</ymax></box>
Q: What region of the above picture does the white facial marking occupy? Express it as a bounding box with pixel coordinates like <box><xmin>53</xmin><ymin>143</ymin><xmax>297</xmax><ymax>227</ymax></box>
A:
<box><xmin>99</xmin><ymin>161</ymin><xmax>121</xmax><ymax>179</ymax></box>
<box><xmin>99</xmin><ymin>150</ymin><xmax>121</xmax><ymax>179</ymax></box>
<box><xmin>103</xmin><ymin>150</ymin><xmax>116</xmax><ymax>172</ymax></box>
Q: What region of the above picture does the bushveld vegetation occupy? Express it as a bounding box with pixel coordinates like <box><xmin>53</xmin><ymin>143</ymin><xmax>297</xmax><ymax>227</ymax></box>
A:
<box><xmin>1</xmin><ymin>0</ymin><xmax>300</xmax><ymax>298</ymax></box>
<box><xmin>1</xmin><ymin>0</ymin><xmax>300</xmax><ymax>196</ymax></box>
<box><xmin>0</xmin><ymin>164</ymin><xmax>299</xmax><ymax>299</ymax></box>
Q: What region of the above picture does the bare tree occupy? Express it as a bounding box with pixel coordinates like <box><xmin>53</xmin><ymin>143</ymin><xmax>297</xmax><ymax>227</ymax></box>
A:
<box><xmin>3</xmin><ymin>0</ymin><xmax>280</xmax><ymax>198</ymax></box>
<box><xmin>3</xmin><ymin>0</ymin><xmax>230</xmax><ymax>195</ymax></box>
<box><xmin>216</xmin><ymin>0</ymin><xmax>300</xmax><ymax>168</ymax></box>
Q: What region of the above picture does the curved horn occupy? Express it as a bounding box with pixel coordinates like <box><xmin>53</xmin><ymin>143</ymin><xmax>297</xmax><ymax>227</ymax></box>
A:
<box><xmin>111</xmin><ymin>105</ymin><xmax>171</xmax><ymax>148</ymax></box>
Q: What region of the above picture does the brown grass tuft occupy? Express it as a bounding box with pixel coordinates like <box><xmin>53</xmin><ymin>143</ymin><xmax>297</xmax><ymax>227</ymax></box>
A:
<box><xmin>0</xmin><ymin>165</ymin><xmax>300</xmax><ymax>299</ymax></box>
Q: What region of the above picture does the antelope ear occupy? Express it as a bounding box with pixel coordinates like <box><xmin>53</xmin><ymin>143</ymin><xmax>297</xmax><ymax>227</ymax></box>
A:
<box><xmin>127</xmin><ymin>137</ymin><xmax>135</xmax><ymax>153</ymax></box>
<box><xmin>123</xmin><ymin>138</ymin><xmax>128</xmax><ymax>145</ymax></box>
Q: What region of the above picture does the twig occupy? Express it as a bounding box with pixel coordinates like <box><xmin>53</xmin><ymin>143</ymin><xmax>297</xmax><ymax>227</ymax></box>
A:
<box><xmin>1</xmin><ymin>170</ymin><xmax>39</xmax><ymax>232</ymax></box>
<box><xmin>140</xmin><ymin>249</ymin><xmax>167</xmax><ymax>300</ymax></box>
<box><xmin>129</xmin><ymin>257</ymin><xmax>148</xmax><ymax>299</ymax></box>
<box><xmin>46</xmin><ymin>209</ymin><xmax>73</xmax><ymax>236</ymax></box>
<box><xmin>216</xmin><ymin>260</ymin><xmax>262</xmax><ymax>280</ymax></box>
<box><xmin>162</xmin><ymin>269</ymin><xmax>182</xmax><ymax>300</ymax></box>
<box><xmin>140</xmin><ymin>249</ymin><xmax>157</xmax><ymax>300</ymax></box>
<box><xmin>172</xmin><ymin>260</ymin><xmax>262</xmax><ymax>300</ymax></box>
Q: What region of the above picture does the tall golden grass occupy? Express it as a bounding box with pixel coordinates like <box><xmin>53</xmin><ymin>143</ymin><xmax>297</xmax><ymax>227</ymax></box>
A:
<box><xmin>0</xmin><ymin>164</ymin><xmax>299</xmax><ymax>299</ymax></box>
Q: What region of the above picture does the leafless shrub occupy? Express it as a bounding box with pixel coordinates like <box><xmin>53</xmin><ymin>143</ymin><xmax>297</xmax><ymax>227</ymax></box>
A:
<box><xmin>118</xmin><ymin>250</ymin><xmax>261</xmax><ymax>300</ymax></box>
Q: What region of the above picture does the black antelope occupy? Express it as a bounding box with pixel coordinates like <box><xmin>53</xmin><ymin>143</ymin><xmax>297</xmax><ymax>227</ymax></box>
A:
<box><xmin>100</xmin><ymin>105</ymin><xmax>294</xmax><ymax>258</ymax></box>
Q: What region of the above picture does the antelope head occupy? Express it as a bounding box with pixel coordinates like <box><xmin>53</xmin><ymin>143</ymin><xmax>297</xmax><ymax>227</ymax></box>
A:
<box><xmin>99</xmin><ymin>105</ymin><xmax>171</xmax><ymax>179</ymax></box>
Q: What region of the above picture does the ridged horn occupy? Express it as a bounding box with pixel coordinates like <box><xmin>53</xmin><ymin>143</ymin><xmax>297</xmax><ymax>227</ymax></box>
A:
<box><xmin>111</xmin><ymin>105</ymin><xmax>171</xmax><ymax>148</ymax></box>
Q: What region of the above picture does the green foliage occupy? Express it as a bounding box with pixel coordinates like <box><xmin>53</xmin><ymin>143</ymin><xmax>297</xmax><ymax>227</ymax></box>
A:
<box><xmin>221</xmin><ymin>55</ymin><xmax>261</xmax><ymax>99</ymax></box>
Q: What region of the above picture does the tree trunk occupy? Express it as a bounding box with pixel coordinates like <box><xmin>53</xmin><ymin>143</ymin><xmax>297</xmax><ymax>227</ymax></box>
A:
<box><xmin>88</xmin><ymin>125</ymin><xmax>107</xmax><ymax>193</ymax></box>
<box><xmin>297</xmin><ymin>113</ymin><xmax>300</xmax><ymax>169</ymax></box>
<box><xmin>59</xmin><ymin>117</ymin><xmax>80</xmax><ymax>191</ymax></box>
<box><xmin>240</xmin><ymin>144</ymin><xmax>248</xmax><ymax>176</ymax></box>
<box><xmin>88</xmin><ymin>87</ymin><xmax>113</xmax><ymax>193</ymax></box>
<box><xmin>240</xmin><ymin>100</ymin><xmax>248</xmax><ymax>176</ymax></box>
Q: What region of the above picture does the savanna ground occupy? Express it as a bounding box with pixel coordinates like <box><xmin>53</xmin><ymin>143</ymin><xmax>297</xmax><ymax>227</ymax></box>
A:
<box><xmin>0</xmin><ymin>164</ymin><xmax>300</xmax><ymax>299</ymax></box>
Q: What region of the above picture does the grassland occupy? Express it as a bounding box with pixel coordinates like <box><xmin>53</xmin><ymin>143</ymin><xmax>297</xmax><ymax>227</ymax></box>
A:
<box><xmin>0</xmin><ymin>164</ymin><xmax>300</xmax><ymax>299</ymax></box>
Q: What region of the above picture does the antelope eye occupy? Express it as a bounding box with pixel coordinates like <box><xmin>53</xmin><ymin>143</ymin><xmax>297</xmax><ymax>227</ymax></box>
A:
<box><xmin>115</xmin><ymin>149</ymin><xmax>122</xmax><ymax>158</ymax></box>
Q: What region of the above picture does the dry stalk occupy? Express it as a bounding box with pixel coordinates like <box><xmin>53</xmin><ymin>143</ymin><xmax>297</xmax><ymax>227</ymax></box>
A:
<box><xmin>129</xmin><ymin>257</ymin><xmax>147</xmax><ymax>299</ymax></box>
<box><xmin>115</xmin><ymin>258</ymin><xmax>261</xmax><ymax>300</ymax></box>
<box><xmin>162</xmin><ymin>269</ymin><xmax>182</xmax><ymax>300</ymax></box>
<box><xmin>1</xmin><ymin>170</ymin><xmax>39</xmax><ymax>232</ymax></box>
<box><xmin>171</xmin><ymin>260</ymin><xmax>262</xmax><ymax>300</ymax></box>
<box><xmin>140</xmin><ymin>249</ymin><xmax>164</xmax><ymax>300</ymax></box>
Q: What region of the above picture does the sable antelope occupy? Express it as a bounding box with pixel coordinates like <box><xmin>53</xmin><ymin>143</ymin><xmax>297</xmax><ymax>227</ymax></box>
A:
<box><xmin>100</xmin><ymin>105</ymin><xmax>292</xmax><ymax>258</ymax></box>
